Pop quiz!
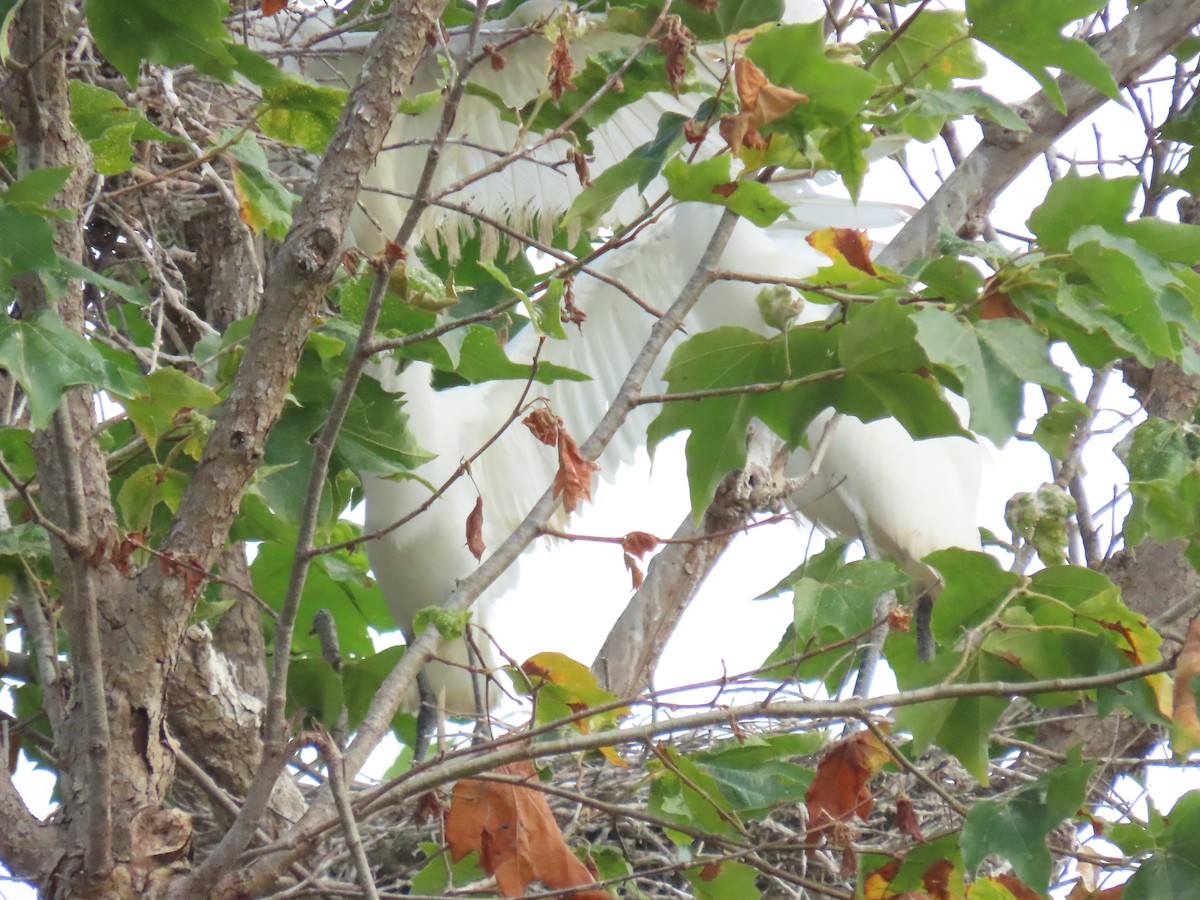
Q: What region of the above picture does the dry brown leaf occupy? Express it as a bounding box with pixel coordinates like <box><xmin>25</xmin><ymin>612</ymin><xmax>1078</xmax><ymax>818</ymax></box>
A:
<box><xmin>922</xmin><ymin>858</ymin><xmax>954</xmax><ymax>900</ymax></box>
<box><xmin>446</xmin><ymin>761</ymin><xmax>614</xmax><ymax>899</ymax></box>
<box><xmin>523</xmin><ymin>407</ymin><xmax>561</xmax><ymax>447</ymax></box>
<box><xmin>553</xmin><ymin>428</ymin><xmax>599</xmax><ymax>513</ymax></box>
<box><xmin>466</xmin><ymin>496</ymin><xmax>486</xmax><ymax>562</ymax></box>
<box><xmin>482</xmin><ymin>43</ymin><xmax>506</xmax><ymax>71</ymax></box>
<box><xmin>720</xmin><ymin>57</ymin><xmax>807</xmax><ymax>153</ymax></box>
<box><xmin>561</xmin><ymin>274</ymin><xmax>586</xmax><ymax>328</ymax></box>
<box><xmin>805</xmin><ymin>729</ymin><xmax>890</xmax><ymax>847</ymax></box>
<box><xmin>806</xmin><ymin>227</ymin><xmax>878</xmax><ymax>275</ymax></box>
<box><xmin>548</xmin><ymin>35</ymin><xmax>576</xmax><ymax>102</ymax></box>
<box><xmin>657</xmin><ymin>16</ymin><xmax>695</xmax><ymax>94</ymax></box>
<box><xmin>887</xmin><ymin>604</ymin><xmax>911</xmax><ymax>632</ymax></box>
<box><xmin>1172</xmin><ymin>617</ymin><xmax>1200</xmax><ymax>749</ymax></box>
<box><xmin>569</xmin><ymin>148</ymin><xmax>592</xmax><ymax>187</ymax></box>
<box><xmin>261</xmin><ymin>0</ymin><xmax>288</xmax><ymax>14</ymax></box>
<box><xmin>623</xmin><ymin>552</ymin><xmax>644</xmax><ymax>590</ymax></box>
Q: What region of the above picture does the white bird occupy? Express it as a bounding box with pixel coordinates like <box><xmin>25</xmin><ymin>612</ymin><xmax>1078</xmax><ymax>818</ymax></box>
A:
<box><xmin>265</xmin><ymin>0</ymin><xmax>983</xmax><ymax>715</ymax></box>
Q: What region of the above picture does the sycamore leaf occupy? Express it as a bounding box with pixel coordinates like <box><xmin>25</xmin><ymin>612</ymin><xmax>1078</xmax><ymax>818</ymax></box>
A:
<box><xmin>961</xmin><ymin>747</ymin><xmax>1094</xmax><ymax>891</ymax></box>
<box><xmin>805</xmin><ymin>729</ymin><xmax>890</xmax><ymax>847</ymax></box>
<box><xmin>446</xmin><ymin>761</ymin><xmax>614</xmax><ymax>899</ymax></box>
<box><xmin>86</xmin><ymin>0</ymin><xmax>236</xmax><ymax>85</ymax></box>
<box><xmin>966</xmin><ymin>0</ymin><xmax>1119</xmax><ymax>113</ymax></box>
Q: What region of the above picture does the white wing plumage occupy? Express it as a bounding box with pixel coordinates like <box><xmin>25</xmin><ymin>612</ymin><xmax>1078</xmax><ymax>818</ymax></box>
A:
<box><xmin>254</xmin><ymin>1</ymin><xmax>986</xmax><ymax>711</ymax></box>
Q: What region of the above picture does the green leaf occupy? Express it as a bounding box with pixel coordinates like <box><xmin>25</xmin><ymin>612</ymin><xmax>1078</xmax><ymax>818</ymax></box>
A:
<box><xmin>116</xmin><ymin>464</ymin><xmax>189</xmax><ymax>531</ymax></box>
<box><xmin>689</xmin><ymin>734</ymin><xmax>820</xmax><ymax>818</ymax></box>
<box><xmin>1032</xmin><ymin>400</ymin><xmax>1089</xmax><ymax>459</ymax></box>
<box><xmin>70</xmin><ymin>81</ymin><xmax>177</xmax><ymax>175</ymax></box>
<box><xmin>413</xmin><ymin>607</ymin><xmax>471</xmax><ymax>640</ymax></box>
<box><xmin>1028</xmin><ymin>172</ymin><xmax>1139</xmax><ymax>252</ymax></box>
<box><xmin>253</xmin><ymin>541</ymin><xmax>391</xmax><ymax>658</ymax></box>
<box><xmin>961</xmin><ymin>747</ymin><xmax>1095</xmax><ymax>892</ymax></box>
<box><xmin>85</xmin><ymin>0</ymin><xmax>235</xmax><ymax>85</ymax></box>
<box><xmin>663</xmin><ymin>157</ymin><xmax>791</xmax><ymax>226</ymax></box>
<box><xmin>1123</xmin><ymin>792</ymin><xmax>1200</xmax><ymax>900</ymax></box>
<box><xmin>563</xmin><ymin>114</ymin><xmax>688</xmax><ymax>229</ymax></box>
<box><xmin>227</xmin><ymin>131</ymin><xmax>298</xmax><ymax>241</ymax></box>
<box><xmin>259</xmin><ymin>81</ymin><xmax>348</xmax><ymax>155</ymax></box>
<box><xmin>120</xmin><ymin>367</ymin><xmax>220</xmax><ymax>453</ymax></box>
<box><xmin>889</xmin><ymin>86</ymin><xmax>1029</xmax><ymax>142</ymax></box>
<box><xmin>0</xmin><ymin>522</ymin><xmax>52</xmax><ymax>564</ymax></box>
<box><xmin>865</xmin><ymin>9</ymin><xmax>982</xmax><ymax>91</ymax></box>
<box><xmin>966</xmin><ymin>0</ymin><xmax>1119</xmax><ymax>112</ymax></box>
<box><xmin>479</xmin><ymin>260</ymin><xmax>566</xmax><ymax>338</ymax></box>
<box><xmin>2</xmin><ymin>166</ymin><xmax>72</xmax><ymax>214</ymax></box>
<box><xmin>286</xmin><ymin>656</ymin><xmax>344</xmax><ymax>727</ymax></box>
<box><xmin>0</xmin><ymin>310</ymin><xmax>142</xmax><ymax>428</ymax></box>
<box><xmin>453</xmin><ymin>325</ymin><xmax>588</xmax><ymax>384</ymax></box>
<box><xmin>684</xmin><ymin>861</ymin><xmax>761</xmax><ymax>900</ymax></box>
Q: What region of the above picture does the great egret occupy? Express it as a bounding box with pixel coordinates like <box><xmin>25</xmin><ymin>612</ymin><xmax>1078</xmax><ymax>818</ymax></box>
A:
<box><xmin>264</xmin><ymin>1</ymin><xmax>984</xmax><ymax>714</ymax></box>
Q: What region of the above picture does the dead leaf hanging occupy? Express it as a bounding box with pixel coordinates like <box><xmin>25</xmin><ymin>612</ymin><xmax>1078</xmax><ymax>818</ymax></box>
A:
<box><xmin>446</xmin><ymin>761</ymin><xmax>614</xmax><ymax>899</ymax></box>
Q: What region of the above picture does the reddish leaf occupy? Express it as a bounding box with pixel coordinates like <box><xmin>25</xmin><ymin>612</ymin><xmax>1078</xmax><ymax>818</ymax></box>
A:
<box><xmin>553</xmin><ymin>428</ymin><xmax>599</xmax><ymax>513</ymax></box>
<box><xmin>261</xmin><ymin>0</ymin><xmax>288</xmax><ymax>14</ymax></box>
<box><xmin>414</xmin><ymin>791</ymin><xmax>442</xmax><ymax>826</ymax></box>
<box><xmin>887</xmin><ymin>604</ymin><xmax>911</xmax><ymax>632</ymax></box>
<box><xmin>699</xmin><ymin>861</ymin><xmax>723</xmax><ymax>881</ymax></box>
<box><xmin>446</xmin><ymin>761</ymin><xmax>614</xmax><ymax>899</ymax></box>
<box><xmin>711</xmin><ymin>182</ymin><xmax>738</xmax><ymax>198</ymax></box>
<box><xmin>896</xmin><ymin>794</ymin><xmax>925</xmax><ymax>842</ymax></box>
<box><xmin>805</xmin><ymin>730</ymin><xmax>890</xmax><ymax>847</ymax></box>
<box><xmin>548</xmin><ymin>35</ymin><xmax>576</xmax><ymax>102</ymax></box>
<box><xmin>466</xmin><ymin>496</ymin><xmax>486</xmax><ymax>562</ymax></box>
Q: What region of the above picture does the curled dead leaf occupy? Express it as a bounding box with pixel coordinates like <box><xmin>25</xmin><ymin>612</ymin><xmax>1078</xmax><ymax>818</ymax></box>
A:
<box><xmin>569</xmin><ymin>147</ymin><xmax>592</xmax><ymax>187</ymax></box>
<box><xmin>657</xmin><ymin>16</ymin><xmax>695</xmax><ymax>94</ymax></box>
<box><xmin>466</xmin><ymin>496</ymin><xmax>486</xmax><ymax>562</ymax></box>
<box><xmin>446</xmin><ymin>761</ymin><xmax>614</xmax><ymax>899</ymax></box>
<box><xmin>561</xmin><ymin>274</ymin><xmax>586</xmax><ymax>328</ymax></box>
<box><xmin>523</xmin><ymin>407</ymin><xmax>561</xmax><ymax>446</ymax></box>
<box><xmin>621</xmin><ymin>531</ymin><xmax>660</xmax><ymax>559</ymax></box>
<box><xmin>483</xmin><ymin>43</ymin><xmax>506</xmax><ymax>70</ymax></box>
<box><xmin>548</xmin><ymin>34</ymin><xmax>576</xmax><ymax>102</ymax></box>
<box><xmin>720</xmin><ymin>57</ymin><xmax>807</xmax><ymax>154</ymax></box>
<box><xmin>553</xmin><ymin>427</ymin><xmax>599</xmax><ymax>513</ymax></box>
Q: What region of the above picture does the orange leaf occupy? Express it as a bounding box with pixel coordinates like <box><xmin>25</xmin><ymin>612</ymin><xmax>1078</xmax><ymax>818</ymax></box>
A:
<box><xmin>466</xmin><ymin>496</ymin><xmax>486</xmax><ymax>562</ymax></box>
<box><xmin>923</xmin><ymin>858</ymin><xmax>954</xmax><ymax>900</ymax></box>
<box><xmin>553</xmin><ymin>428</ymin><xmax>599</xmax><ymax>513</ymax></box>
<box><xmin>446</xmin><ymin>761</ymin><xmax>614</xmax><ymax>899</ymax></box>
<box><xmin>261</xmin><ymin>0</ymin><xmax>288</xmax><ymax>14</ymax></box>
<box><xmin>995</xmin><ymin>874</ymin><xmax>1044</xmax><ymax>900</ymax></box>
<box><xmin>862</xmin><ymin>860</ymin><xmax>901</xmax><ymax>900</ymax></box>
<box><xmin>806</xmin><ymin>228</ymin><xmax>878</xmax><ymax>275</ymax></box>
<box><xmin>1172</xmin><ymin>617</ymin><xmax>1200</xmax><ymax>751</ymax></box>
<box><xmin>805</xmin><ymin>730</ymin><xmax>890</xmax><ymax>846</ymax></box>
